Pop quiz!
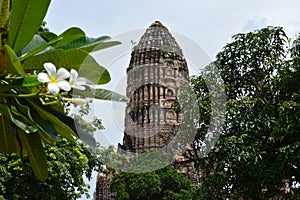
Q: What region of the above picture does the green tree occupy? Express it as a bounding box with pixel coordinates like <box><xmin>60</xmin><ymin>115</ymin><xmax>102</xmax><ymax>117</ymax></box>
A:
<box><xmin>110</xmin><ymin>151</ymin><xmax>193</xmax><ymax>200</ymax></box>
<box><xmin>110</xmin><ymin>165</ymin><xmax>193</xmax><ymax>200</ymax></box>
<box><xmin>192</xmin><ymin>27</ymin><xmax>300</xmax><ymax>199</ymax></box>
<box><xmin>0</xmin><ymin>139</ymin><xmax>101</xmax><ymax>199</ymax></box>
<box><xmin>0</xmin><ymin>0</ymin><xmax>127</xmax><ymax>181</ymax></box>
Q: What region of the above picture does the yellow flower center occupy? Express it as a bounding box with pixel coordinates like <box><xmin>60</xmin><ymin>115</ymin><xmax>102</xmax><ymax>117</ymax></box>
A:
<box><xmin>50</xmin><ymin>76</ymin><xmax>58</xmax><ymax>83</ymax></box>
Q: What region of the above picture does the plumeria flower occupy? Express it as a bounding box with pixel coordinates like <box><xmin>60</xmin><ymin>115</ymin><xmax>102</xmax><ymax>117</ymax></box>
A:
<box><xmin>69</xmin><ymin>69</ymin><xmax>87</xmax><ymax>90</ymax></box>
<box><xmin>38</xmin><ymin>62</ymin><xmax>71</xmax><ymax>94</ymax></box>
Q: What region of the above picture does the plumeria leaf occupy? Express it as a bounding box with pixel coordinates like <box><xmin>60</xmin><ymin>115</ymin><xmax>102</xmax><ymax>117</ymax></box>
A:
<box><xmin>80</xmin><ymin>40</ymin><xmax>121</xmax><ymax>53</ymax></box>
<box><xmin>53</xmin><ymin>27</ymin><xmax>85</xmax><ymax>48</ymax></box>
<box><xmin>22</xmin><ymin>75</ymin><xmax>42</xmax><ymax>87</ymax></box>
<box><xmin>10</xmin><ymin>109</ymin><xmax>38</xmax><ymax>133</ymax></box>
<box><xmin>13</xmin><ymin>98</ymin><xmax>60</xmax><ymax>146</ymax></box>
<box><xmin>39</xmin><ymin>102</ymin><xmax>96</xmax><ymax>147</ymax></box>
<box><xmin>0</xmin><ymin>103</ymin><xmax>37</xmax><ymax>134</ymax></box>
<box><xmin>38</xmin><ymin>130</ymin><xmax>57</xmax><ymax>146</ymax></box>
<box><xmin>31</xmin><ymin>110</ymin><xmax>60</xmax><ymax>146</ymax></box>
<box><xmin>58</xmin><ymin>35</ymin><xmax>121</xmax><ymax>53</ymax></box>
<box><xmin>18</xmin><ymin>130</ymin><xmax>48</xmax><ymax>181</ymax></box>
<box><xmin>0</xmin><ymin>105</ymin><xmax>17</xmax><ymax>154</ymax></box>
<box><xmin>39</xmin><ymin>31</ymin><xmax>58</xmax><ymax>41</ymax></box>
<box><xmin>2</xmin><ymin>45</ymin><xmax>25</xmax><ymax>76</ymax></box>
<box><xmin>26</xmin><ymin>99</ymin><xmax>77</xmax><ymax>142</ymax></box>
<box><xmin>8</xmin><ymin>0</ymin><xmax>51</xmax><ymax>52</ymax></box>
<box><xmin>21</xmin><ymin>34</ymin><xmax>48</xmax><ymax>57</ymax></box>
<box><xmin>74</xmin><ymin>87</ymin><xmax>129</xmax><ymax>102</ymax></box>
<box><xmin>22</xmin><ymin>49</ymin><xmax>111</xmax><ymax>84</ymax></box>
<box><xmin>19</xmin><ymin>35</ymin><xmax>62</xmax><ymax>62</ymax></box>
<box><xmin>74</xmin><ymin>121</ymin><xmax>96</xmax><ymax>147</ymax></box>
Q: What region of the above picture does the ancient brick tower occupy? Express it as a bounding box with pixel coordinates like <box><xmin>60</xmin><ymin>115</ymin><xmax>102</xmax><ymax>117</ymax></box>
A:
<box><xmin>119</xmin><ymin>21</ymin><xmax>189</xmax><ymax>153</ymax></box>
<box><xmin>94</xmin><ymin>21</ymin><xmax>191</xmax><ymax>200</ymax></box>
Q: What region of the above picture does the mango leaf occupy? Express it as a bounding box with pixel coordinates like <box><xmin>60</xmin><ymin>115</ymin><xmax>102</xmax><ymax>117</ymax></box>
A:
<box><xmin>8</xmin><ymin>0</ymin><xmax>51</xmax><ymax>52</ymax></box>
<box><xmin>0</xmin><ymin>106</ymin><xmax>17</xmax><ymax>154</ymax></box>
<box><xmin>26</xmin><ymin>99</ymin><xmax>77</xmax><ymax>142</ymax></box>
<box><xmin>74</xmin><ymin>87</ymin><xmax>129</xmax><ymax>102</ymax></box>
<box><xmin>18</xmin><ymin>130</ymin><xmax>48</xmax><ymax>181</ymax></box>
<box><xmin>3</xmin><ymin>45</ymin><xmax>25</xmax><ymax>76</ymax></box>
<box><xmin>22</xmin><ymin>49</ymin><xmax>111</xmax><ymax>84</ymax></box>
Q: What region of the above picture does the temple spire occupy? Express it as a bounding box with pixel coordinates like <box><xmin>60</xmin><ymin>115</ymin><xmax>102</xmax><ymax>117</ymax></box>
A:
<box><xmin>121</xmin><ymin>21</ymin><xmax>189</xmax><ymax>153</ymax></box>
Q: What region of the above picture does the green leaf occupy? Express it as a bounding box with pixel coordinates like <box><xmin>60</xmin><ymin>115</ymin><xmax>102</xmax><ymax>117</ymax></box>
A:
<box><xmin>13</xmin><ymin>98</ymin><xmax>60</xmax><ymax>146</ymax></box>
<box><xmin>26</xmin><ymin>99</ymin><xmax>77</xmax><ymax>142</ymax></box>
<box><xmin>18</xmin><ymin>130</ymin><xmax>48</xmax><ymax>181</ymax></box>
<box><xmin>0</xmin><ymin>103</ymin><xmax>37</xmax><ymax>134</ymax></box>
<box><xmin>0</xmin><ymin>108</ymin><xmax>17</xmax><ymax>154</ymax></box>
<box><xmin>10</xmin><ymin>108</ymin><xmax>38</xmax><ymax>133</ymax></box>
<box><xmin>30</xmin><ymin>110</ymin><xmax>60</xmax><ymax>145</ymax></box>
<box><xmin>80</xmin><ymin>41</ymin><xmax>121</xmax><ymax>53</ymax></box>
<box><xmin>20</xmin><ymin>34</ymin><xmax>47</xmax><ymax>56</ymax></box>
<box><xmin>38</xmin><ymin>103</ymin><xmax>97</xmax><ymax>147</ymax></box>
<box><xmin>22</xmin><ymin>49</ymin><xmax>111</xmax><ymax>84</ymax></box>
<box><xmin>0</xmin><ymin>0</ymin><xmax>9</xmax><ymax>42</ymax></box>
<box><xmin>57</xmin><ymin>34</ymin><xmax>121</xmax><ymax>53</ymax></box>
<box><xmin>53</xmin><ymin>27</ymin><xmax>85</xmax><ymax>48</ymax></box>
<box><xmin>8</xmin><ymin>0</ymin><xmax>51</xmax><ymax>52</ymax></box>
<box><xmin>39</xmin><ymin>31</ymin><xmax>58</xmax><ymax>41</ymax></box>
<box><xmin>3</xmin><ymin>44</ymin><xmax>25</xmax><ymax>76</ymax></box>
<box><xmin>73</xmin><ymin>122</ymin><xmax>96</xmax><ymax>147</ymax></box>
<box><xmin>19</xmin><ymin>35</ymin><xmax>63</xmax><ymax>62</ymax></box>
<box><xmin>22</xmin><ymin>75</ymin><xmax>42</xmax><ymax>87</ymax></box>
<box><xmin>74</xmin><ymin>87</ymin><xmax>129</xmax><ymax>102</ymax></box>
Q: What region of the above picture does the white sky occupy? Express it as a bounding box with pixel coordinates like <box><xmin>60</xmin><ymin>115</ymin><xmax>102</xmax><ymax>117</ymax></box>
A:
<box><xmin>44</xmin><ymin>1</ymin><xmax>300</xmax><ymax>199</ymax></box>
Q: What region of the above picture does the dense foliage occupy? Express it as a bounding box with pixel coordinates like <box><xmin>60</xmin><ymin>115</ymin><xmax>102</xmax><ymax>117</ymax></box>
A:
<box><xmin>0</xmin><ymin>139</ymin><xmax>100</xmax><ymax>199</ymax></box>
<box><xmin>110</xmin><ymin>165</ymin><xmax>193</xmax><ymax>200</ymax></box>
<box><xmin>192</xmin><ymin>27</ymin><xmax>300</xmax><ymax>199</ymax></box>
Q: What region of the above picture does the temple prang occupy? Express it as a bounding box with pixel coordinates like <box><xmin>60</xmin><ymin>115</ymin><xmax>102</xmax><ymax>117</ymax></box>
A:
<box><xmin>94</xmin><ymin>21</ymin><xmax>199</xmax><ymax>200</ymax></box>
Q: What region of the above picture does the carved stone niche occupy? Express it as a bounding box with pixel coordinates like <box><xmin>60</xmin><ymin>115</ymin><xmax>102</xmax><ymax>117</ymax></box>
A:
<box><xmin>165</xmin><ymin>68</ymin><xmax>173</xmax><ymax>76</ymax></box>
<box><xmin>163</xmin><ymin>99</ymin><xmax>175</xmax><ymax>109</ymax></box>
<box><xmin>166</xmin><ymin>110</ymin><xmax>176</xmax><ymax>120</ymax></box>
<box><xmin>163</xmin><ymin>59</ymin><xmax>174</xmax><ymax>68</ymax></box>
<box><xmin>166</xmin><ymin>88</ymin><xmax>174</xmax><ymax>97</ymax></box>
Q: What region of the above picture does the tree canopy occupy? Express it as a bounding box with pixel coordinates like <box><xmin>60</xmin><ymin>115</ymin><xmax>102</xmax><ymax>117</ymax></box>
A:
<box><xmin>0</xmin><ymin>139</ymin><xmax>101</xmax><ymax>199</ymax></box>
<box><xmin>110</xmin><ymin>164</ymin><xmax>193</xmax><ymax>200</ymax></box>
<box><xmin>191</xmin><ymin>27</ymin><xmax>300</xmax><ymax>199</ymax></box>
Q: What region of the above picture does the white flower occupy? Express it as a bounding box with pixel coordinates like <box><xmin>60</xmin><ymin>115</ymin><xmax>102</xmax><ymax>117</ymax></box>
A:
<box><xmin>69</xmin><ymin>69</ymin><xmax>87</xmax><ymax>90</ymax></box>
<box><xmin>38</xmin><ymin>62</ymin><xmax>71</xmax><ymax>94</ymax></box>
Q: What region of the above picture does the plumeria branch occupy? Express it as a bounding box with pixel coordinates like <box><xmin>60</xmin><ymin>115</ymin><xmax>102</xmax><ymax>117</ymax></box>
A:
<box><xmin>0</xmin><ymin>92</ymin><xmax>49</xmax><ymax>98</ymax></box>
